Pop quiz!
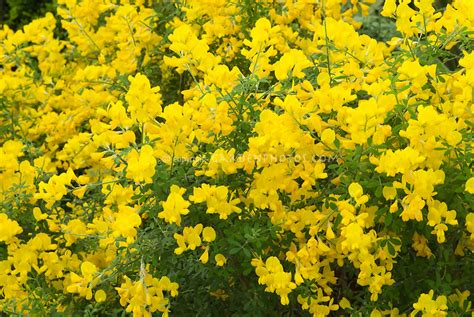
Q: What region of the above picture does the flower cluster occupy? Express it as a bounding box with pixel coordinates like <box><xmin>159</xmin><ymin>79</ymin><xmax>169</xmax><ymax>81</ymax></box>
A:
<box><xmin>0</xmin><ymin>0</ymin><xmax>473</xmax><ymax>315</ymax></box>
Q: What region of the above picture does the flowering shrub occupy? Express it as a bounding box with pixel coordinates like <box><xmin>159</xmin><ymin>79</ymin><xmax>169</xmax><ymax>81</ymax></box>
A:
<box><xmin>0</xmin><ymin>0</ymin><xmax>473</xmax><ymax>315</ymax></box>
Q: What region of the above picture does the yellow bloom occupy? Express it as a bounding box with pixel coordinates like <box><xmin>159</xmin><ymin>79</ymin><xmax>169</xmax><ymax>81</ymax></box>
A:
<box><xmin>199</xmin><ymin>247</ymin><xmax>209</xmax><ymax>264</ymax></box>
<box><xmin>348</xmin><ymin>182</ymin><xmax>369</xmax><ymax>205</ymax></box>
<box><xmin>189</xmin><ymin>184</ymin><xmax>241</xmax><ymax>219</ymax></box>
<box><xmin>0</xmin><ymin>214</ymin><xmax>23</xmax><ymax>243</ymax></box>
<box><xmin>321</xmin><ymin>128</ymin><xmax>336</xmax><ymax>145</ymax></box>
<box><xmin>116</xmin><ymin>274</ymin><xmax>178</xmax><ymax>317</ymax></box>
<box><xmin>111</xmin><ymin>206</ymin><xmax>142</xmax><ymax>244</ymax></box>
<box><xmin>339</xmin><ymin>297</ymin><xmax>351</xmax><ymax>309</ymax></box>
<box><xmin>126</xmin><ymin>145</ymin><xmax>157</xmax><ymax>184</ymax></box>
<box><xmin>106</xmin><ymin>100</ymin><xmax>133</xmax><ymax>129</ymax></box>
<box><xmin>215</xmin><ymin>254</ymin><xmax>227</xmax><ymax>266</ymax></box>
<box><xmin>466</xmin><ymin>177</ymin><xmax>474</xmax><ymax>194</ymax></box>
<box><xmin>94</xmin><ymin>289</ymin><xmax>107</xmax><ymax>302</ymax></box>
<box><xmin>381</xmin><ymin>0</ymin><xmax>397</xmax><ymax>17</ymax></box>
<box><xmin>253</xmin><ymin>256</ymin><xmax>296</xmax><ymax>305</ymax></box>
<box><xmin>466</xmin><ymin>213</ymin><xmax>474</xmax><ymax>239</ymax></box>
<box><xmin>382</xmin><ymin>186</ymin><xmax>397</xmax><ymax>200</ymax></box>
<box><xmin>412</xmin><ymin>233</ymin><xmax>433</xmax><ymax>258</ymax></box>
<box><xmin>349</xmin><ymin>183</ymin><xmax>363</xmax><ymax>198</ymax></box>
<box><xmin>273</xmin><ymin>49</ymin><xmax>312</xmax><ymax>81</ymax></box>
<box><xmin>202</xmin><ymin>227</ymin><xmax>216</xmax><ymax>242</ymax></box>
<box><xmin>125</xmin><ymin>73</ymin><xmax>162</xmax><ymax>124</ymax></box>
<box><xmin>32</xmin><ymin>208</ymin><xmax>48</xmax><ymax>221</ymax></box>
<box><xmin>158</xmin><ymin>185</ymin><xmax>190</xmax><ymax>226</ymax></box>
<box><xmin>412</xmin><ymin>290</ymin><xmax>448</xmax><ymax>316</ymax></box>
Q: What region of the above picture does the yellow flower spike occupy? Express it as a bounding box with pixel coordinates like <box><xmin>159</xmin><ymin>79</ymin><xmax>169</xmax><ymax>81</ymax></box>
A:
<box><xmin>189</xmin><ymin>184</ymin><xmax>241</xmax><ymax>219</ymax></box>
<box><xmin>126</xmin><ymin>145</ymin><xmax>157</xmax><ymax>184</ymax></box>
<box><xmin>158</xmin><ymin>185</ymin><xmax>190</xmax><ymax>226</ymax></box>
<box><xmin>412</xmin><ymin>290</ymin><xmax>448</xmax><ymax>316</ymax></box>
<box><xmin>255</xmin><ymin>256</ymin><xmax>296</xmax><ymax>305</ymax></box>
<box><xmin>125</xmin><ymin>73</ymin><xmax>162</xmax><ymax>124</ymax></box>
<box><xmin>111</xmin><ymin>206</ymin><xmax>142</xmax><ymax>244</ymax></box>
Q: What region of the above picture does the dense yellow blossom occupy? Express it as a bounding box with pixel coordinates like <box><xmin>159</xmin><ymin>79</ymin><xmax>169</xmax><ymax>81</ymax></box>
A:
<box><xmin>0</xmin><ymin>0</ymin><xmax>473</xmax><ymax>315</ymax></box>
<box><xmin>158</xmin><ymin>185</ymin><xmax>190</xmax><ymax>226</ymax></box>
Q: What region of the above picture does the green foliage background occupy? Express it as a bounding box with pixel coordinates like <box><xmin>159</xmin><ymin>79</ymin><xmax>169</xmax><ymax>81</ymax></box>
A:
<box><xmin>0</xmin><ymin>0</ymin><xmax>55</xmax><ymax>29</ymax></box>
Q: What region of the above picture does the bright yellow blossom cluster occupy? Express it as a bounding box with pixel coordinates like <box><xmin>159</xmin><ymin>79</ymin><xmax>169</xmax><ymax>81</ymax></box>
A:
<box><xmin>252</xmin><ymin>256</ymin><xmax>297</xmax><ymax>305</ymax></box>
<box><xmin>0</xmin><ymin>0</ymin><xmax>473</xmax><ymax>315</ymax></box>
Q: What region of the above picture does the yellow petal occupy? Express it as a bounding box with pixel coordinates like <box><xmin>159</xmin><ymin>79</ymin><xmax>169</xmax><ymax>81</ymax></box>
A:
<box><xmin>94</xmin><ymin>289</ymin><xmax>107</xmax><ymax>303</ymax></box>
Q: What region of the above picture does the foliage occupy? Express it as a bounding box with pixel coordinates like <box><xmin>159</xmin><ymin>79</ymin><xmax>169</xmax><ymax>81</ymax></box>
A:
<box><xmin>0</xmin><ymin>0</ymin><xmax>55</xmax><ymax>29</ymax></box>
<box><xmin>0</xmin><ymin>0</ymin><xmax>473</xmax><ymax>316</ymax></box>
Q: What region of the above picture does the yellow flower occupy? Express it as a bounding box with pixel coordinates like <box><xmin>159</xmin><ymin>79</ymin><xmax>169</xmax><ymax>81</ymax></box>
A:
<box><xmin>465</xmin><ymin>177</ymin><xmax>474</xmax><ymax>194</ymax></box>
<box><xmin>273</xmin><ymin>49</ymin><xmax>312</xmax><ymax>81</ymax></box>
<box><xmin>253</xmin><ymin>256</ymin><xmax>296</xmax><ymax>305</ymax></box>
<box><xmin>158</xmin><ymin>185</ymin><xmax>190</xmax><ymax>226</ymax></box>
<box><xmin>199</xmin><ymin>247</ymin><xmax>209</xmax><ymax>264</ymax></box>
<box><xmin>106</xmin><ymin>100</ymin><xmax>133</xmax><ymax>129</ymax></box>
<box><xmin>202</xmin><ymin>227</ymin><xmax>216</xmax><ymax>242</ymax></box>
<box><xmin>125</xmin><ymin>73</ymin><xmax>162</xmax><ymax>124</ymax></box>
<box><xmin>348</xmin><ymin>183</ymin><xmax>363</xmax><ymax>198</ymax></box>
<box><xmin>412</xmin><ymin>233</ymin><xmax>433</xmax><ymax>258</ymax></box>
<box><xmin>126</xmin><ymin>145</ymin><xmax>157</xmax><ymax>184</ymax></box>
<box><xmin>189</xmin><ymin>184</ymin><xmax>241</xmax><ymax>219</ymax></box>
<box><xmin>348</xmin><ymin>182</ymin><xmax>369</xmax><ymax>205</ymax></box>
<box><xmin>381</xmin><ymin>0</ymin><xmax>397</xmax><ymax>17</ymax></box>
<box><xmin>321</xmin><ymin>128</ymin><xmax>336</xmax><ymax>145</ymax></box>
<box><xmin>412</xmin><ymin>290</ymin><xmax>448</xmax><ymax>316</ymax></box>
<box><xmin>66</xmin><ymin>261</ymin><xmax>99</xmax><ymax>300</ymax></box>
<box><xmin>116</xmin><ymin>274</ymin><xmax>178</xmax><ymax>316</ymax></box>
<box><xmin>339</xmin><ymin>297</ymin><xmax>351</xmax><ymax>310</ymax></box>
<box><xmin>33</xmin><ymin>207</ymin><xmax>48</xmax><ymax>221</ymax></box>
<box><xmin>466</xmin><ymin>213</ymin><xmax>474</xmax><ymax>239</ymax></box>
<box><xmin>373</xmin><ymin>148</ymin><xmax>425</xmax><ymax>177</ymax></box>
<box><xmin>383</xmin><ymin>186</ymin><xmax>397</xmax><ymax>200</ymax></box>
<box><xmin>215</xmin><ymin>254</ymin><xmax>227</xmax><ymax>267</ymax></box>
<box><xmin>111</xmin><ymin>206</ymin><xmax>142</xmax><ymax>244</ymax></box>
<box><xmin>0</xmin><ymin>214</ymin><xmax>23</xmax><ymax>242</ymax></box>
<box><xmin>94</xmin><ymin>289</ymin><xmax>107</xmax><ymax>302</ymax></box>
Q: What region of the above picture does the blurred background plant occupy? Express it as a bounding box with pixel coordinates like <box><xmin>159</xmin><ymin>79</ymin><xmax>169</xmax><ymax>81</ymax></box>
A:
<box><xmin>0</xmin><ymin>0</ymin><xmax>55</xmax><ymax>29</ymax></box>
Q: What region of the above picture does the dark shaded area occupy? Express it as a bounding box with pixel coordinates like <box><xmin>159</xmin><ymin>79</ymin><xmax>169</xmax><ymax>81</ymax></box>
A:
<box><xmin>0</xmin><ymin>0</ymin><xmax>55</xmax><ymax>29</ymax></box>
